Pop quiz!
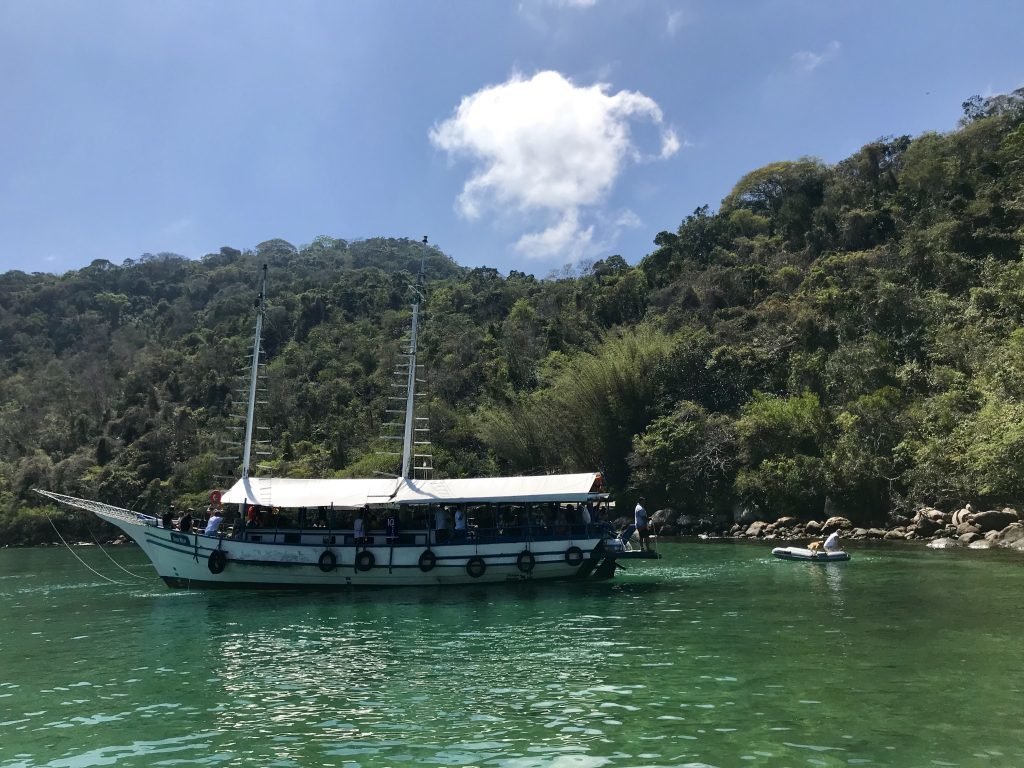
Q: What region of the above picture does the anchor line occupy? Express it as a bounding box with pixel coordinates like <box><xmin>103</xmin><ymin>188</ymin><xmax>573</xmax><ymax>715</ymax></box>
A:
<box><xmin>45</xmin><ymin>512</ymin><xmax>125</xmax><ymax>585</ymax></box>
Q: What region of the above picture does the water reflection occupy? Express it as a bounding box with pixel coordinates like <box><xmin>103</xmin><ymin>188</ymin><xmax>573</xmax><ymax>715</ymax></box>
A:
<box><xmin>3</xmin><ymin>543</ymin><xmax>1024</xmax><ymax>767</ymax></box>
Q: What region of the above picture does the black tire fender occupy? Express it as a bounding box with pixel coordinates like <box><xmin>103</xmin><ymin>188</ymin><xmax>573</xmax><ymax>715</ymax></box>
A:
<box><xmin>565</xmin><ymin>546</ymin><xmax>584</xmax><ymax>567</ymax></box>
<box><xmin>418</xmin><ymin>549</ymin><xmax>437</xmax><ymax>572</ymax></box>
<box><xmin>516</xmin><ymin>549</ymin><xmax>536</xmax><ymax>574</ymax></box>
<box><xmin>466</xmin><ymin>556</ymin><xmax>486</xmax><ymax>579</ymax></box>
<box><xmin>208</xmin><ymin>549</ymin><xmax>227</xmax><ymax>574</ymax></box>
<box><xmin>318</xmin><ymin>550</ymin><xmax>337</xmax><ymax>573</ymax></box>
<box><xmin>355</xmin><ymin>550</ymin><xmax>375</xmax><ymax>572</ymax></box>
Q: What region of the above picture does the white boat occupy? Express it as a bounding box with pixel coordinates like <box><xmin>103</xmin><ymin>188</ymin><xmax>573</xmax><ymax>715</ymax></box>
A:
<box><xmin>40</xmin><ymin>259</ymin><xmax>658</xmax><ymax>589</ymax></box>
<box><xmin>771</xmin><ymin>546</ymin><xmax>850</xmax><ymax>562</ymax></box>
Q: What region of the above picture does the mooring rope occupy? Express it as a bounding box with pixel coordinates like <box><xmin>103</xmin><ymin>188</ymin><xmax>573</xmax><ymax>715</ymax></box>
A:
<box><xmin>88</xmin><ymin>525</ymin><xmax>148</xmax><ymax>579</ymax></box>
<box><xmin>45</xmin><ymin>512</ymin><xmax>126</xmax><ymax>585</ymax></box>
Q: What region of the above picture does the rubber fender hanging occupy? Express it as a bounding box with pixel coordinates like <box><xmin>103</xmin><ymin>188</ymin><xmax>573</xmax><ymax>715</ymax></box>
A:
<box><xmin>209</xmin><ymin>490</ymin><xmax>222</xmax><ymax>505</ymax></box>
<box><xmin>208</xmin><ymin>549</ymin><xmax>227</xmax><ymax>574</ymax></box>
<box><xmin>564</xmin><ymin>546</ymin><xmax>584</xmax><ymax>567</ymax></box>
<box><xmin>466</xmin><ymin>556</ymin><xmax>486</xmax><ymax>579</ymax></box>
<box><xmin>355</xmin><ymin>550</ymin><xmax>375</xmax><ymax>572</ymax></box>
<box><xmin>318</xmin><ymin>550</ymin><xmax>337</xmax><ymax>573</ymax></box>
<box><xmin>418</xmin><ymin>549</ymin><xmax>437</xmax><ymax>572</ymax></box>
<box><xmin>516</xmin><ymin>549</ymin><xmax>536</xmax><ymax>574</ymax></box>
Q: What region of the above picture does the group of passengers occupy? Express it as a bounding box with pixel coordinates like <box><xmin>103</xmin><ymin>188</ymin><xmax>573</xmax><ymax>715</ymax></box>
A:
<box><xmin>160</xmin><ymin>499</ymin><xmax>605</xmax><ymax>541</ymax></box>
<box><xmin>161</xmin><ymin>504</ymin><xmax>226</xmax><ymax>536</ymax></box>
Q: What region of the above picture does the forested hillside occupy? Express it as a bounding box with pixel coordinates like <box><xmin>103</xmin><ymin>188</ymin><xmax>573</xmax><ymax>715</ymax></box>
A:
<box><xmin>2</xmin><ymin>91</ymin><xmax>1023</xmax><ymax>544</ymax></box>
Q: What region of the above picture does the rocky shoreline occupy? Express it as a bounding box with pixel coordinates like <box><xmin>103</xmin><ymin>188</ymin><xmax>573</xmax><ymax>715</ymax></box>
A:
<box><xmin>647</xmin><ymin>504</ymin><xmax>1024</xmax><ymax>552</ymax></box>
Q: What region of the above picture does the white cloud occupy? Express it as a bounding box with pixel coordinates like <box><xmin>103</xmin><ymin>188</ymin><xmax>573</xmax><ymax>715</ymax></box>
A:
<box><xmin>614</xmin><ymin>209</ymin><xmax>642</xmax><ymax>229</ymax></box>
<box><xmin>514</xmin><ymin>210</ymin><xmax>594</xmax><ymax>261</ymax></box>
<box><xmin>430</xmin><ymin>70</ymin><xmax>679</xmax><ymax>261</ymax></box>
<box><xmin>792</xmin><ymin>40</ymin><xmax>841</xmax><ymax>72</ymax></box>
<box><xmin>666</xmin><ymin>8</ymin><xmax>692</xmax><ymax>37</ymax></box>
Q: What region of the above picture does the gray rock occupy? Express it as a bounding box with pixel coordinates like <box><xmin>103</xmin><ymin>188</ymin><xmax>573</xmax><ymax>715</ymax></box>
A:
<box><xmin>956</xmin><ymin>522</ymin><xmax>981</xmax><ymax>536</ymax></box>
<box><xmin>884</xmin><ymin>529</ymin><xmax>907</xmax><ymax>540</ymax></box>
<box><xmin>997</xmin><ymin>522</ymin><xmax>1024</xmax><ymax>546</ymax></box>
<box><xmin>805</xmin><ymin>520</ymin><xmax>822</xmax><ymax>535</ymax></box>
<box><xmin>959</xmin><ymin>532</ymin><xmax>982</xmax><ymax>545</ymax></box>
<box><xmin>968</xmin><ymin>538</ymin><xmax>995</xmax><ymax>549</ymax></box>
<box><xmin>774</xmin><ymin>516</ymin><xmax>799</xmax><ymax>529</ymax></box>
<box><xmin>865</xmin><ymin>528</ymin><xmax>887</xmax><ymax>539</ymax></box>
<box><xmin>746</xmin><ymin>520</ymin><xmax>768</xmax><ymax>537</ymax></box>
<box><xmin>822</xmin><ymin>516</ymin><xmax>853</xmax><ymax>532</ymax></box>
<box><xmin>928</xmin><ymin>538</ymin><xmax>960</xmax><ymax>549</ymax></box>
<box><xmin>971</xmin><ymin>509</ymin><xmax>1019</xmax><ymax>533</ymax></box>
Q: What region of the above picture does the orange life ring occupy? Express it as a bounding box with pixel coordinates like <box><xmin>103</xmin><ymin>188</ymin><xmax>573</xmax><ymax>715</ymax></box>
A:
<box><xmin>209</xmin><ymin>490</ymin><xmax>222</xmax><ymax>505</ymax></box>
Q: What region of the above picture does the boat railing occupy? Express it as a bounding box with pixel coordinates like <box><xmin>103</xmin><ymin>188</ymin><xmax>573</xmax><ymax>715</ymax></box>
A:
<box><xmin>214</xmin><ymin>522</ymin><xmax>607</xmax><ymax>547</ymax></box>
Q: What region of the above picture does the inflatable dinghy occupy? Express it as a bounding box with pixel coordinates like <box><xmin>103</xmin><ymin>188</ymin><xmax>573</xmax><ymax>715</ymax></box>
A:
<box><xmin>772</xmin><ymin>546</ymin><xmax>850</xmax><ymax>562</ymax></box>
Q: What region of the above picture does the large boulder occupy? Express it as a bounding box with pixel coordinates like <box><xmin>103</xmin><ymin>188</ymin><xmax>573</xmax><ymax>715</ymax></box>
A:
<box><xmin>956</xmin><ymin>522</ymin><xmax>981</xmax><ymax>536</ymax></box>
<box><xmin>959</xmin><ymin>532</ymin><xmax>982</xmax><ymax>545</ymax></box>
<box><xmin>997</xmin><ymin>522</ymin><xmax>1024</xmax><ymax>547</ymax></box>
<box><xmin>884</xmin><ymin>529</ymin><xmax>907</xmax><ymax>540</ymax></box>
<box><xmin>968</xmin><ymin>538</ymin><xmax>996</xmax><ymax>549</ymax></box>
<box><xmin>916</xmin><ymin>506</ymin><xmax>948</xmax><ymax>524</ymax></box>
<box><xmin>805</xmin><ymin>520</ymin><xmax>822</xmax><ymax>535</ymax></box>
<box><xmin>822</xmin><ymin>516</ymin><xmax>853</xmax><ymax>533</ymax></box>
<box><xmin>971</xmin><ymin>509</ymin><xmax>1020</xmax><ymax>533</ymax></box>
<box><xmin>912</xmin><ymin>516</ymin><xmax>943</xmax><ymax>537</ymax></box>
<box><xmin>865</xmin><ymin>528</ymin><xmax>887</xmax><ymax>539</ymax></box>
<box><xmin>928</xmin><ymin>538</ymin><xmax>960</xmax><ymax>549</ymax></box>
<box><xmin>774</xmin><ymin>516</ymin><xmax>800</xmax><ymax>530</ymax></box>
<box><xmin>746</xmin><ymin>520</ymin><xmax>769</xmax><ymax>537</ymax></box>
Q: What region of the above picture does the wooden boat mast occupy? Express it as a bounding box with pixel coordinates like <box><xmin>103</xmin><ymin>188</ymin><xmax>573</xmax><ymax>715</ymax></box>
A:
<box><xmin>241</xmin><ymin>264</ymin><xmax>268</xmax><ymax>480</ymax></box>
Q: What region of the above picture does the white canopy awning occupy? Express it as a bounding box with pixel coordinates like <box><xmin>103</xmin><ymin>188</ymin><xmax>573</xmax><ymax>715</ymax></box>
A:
<box><xmin>219</xmin><ymin>477</ymin><xmax>401</xmax><ymax>508</ymax></box>
<box><xmin>218</xmin><ymin>473</ymin><xmax>602</xmax><ymax>508</ymax></box>
<box><xmin>394</xmin><ymin>474</ymin><xmax>601</xmax><ymax>504</ymax></box>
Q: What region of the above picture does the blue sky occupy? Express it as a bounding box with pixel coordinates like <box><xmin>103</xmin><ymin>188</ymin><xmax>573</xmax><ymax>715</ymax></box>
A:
<box><xmin>1</xmin><ymin>1</ymin><xmax>1022</xmax><ymax>277</ymax></box>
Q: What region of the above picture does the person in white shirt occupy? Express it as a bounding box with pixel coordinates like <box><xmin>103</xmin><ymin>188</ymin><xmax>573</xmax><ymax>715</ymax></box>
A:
<box><xmin>204</xmin><ymin>508</ymin><xmax>224</xmax><ymax>536</ymax></box>
<box><xmin>454</xmin><ymin>508</ymin><xmax>466</xmax><ymax>539</ymax></box>
<box><xmin>353</xmin><ymin>509</ymin><xmax>366</xmax><ymax>545</ymax></box>
<box><xmin>823</xmin><ymin>530</ymin><xmax>841</xmax><ymax>552</ymax></box>
<box><xmin>634</xmin><ymin>498</ymin><xmax>650</xmax><ymax>551</ymax></box>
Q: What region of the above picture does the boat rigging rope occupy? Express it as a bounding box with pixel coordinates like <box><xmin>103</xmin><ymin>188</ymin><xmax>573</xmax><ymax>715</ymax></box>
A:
<box><xmin>45</xmin><ymin>512</ymin><xmax>126</xmax><ymax>586</ymax></box>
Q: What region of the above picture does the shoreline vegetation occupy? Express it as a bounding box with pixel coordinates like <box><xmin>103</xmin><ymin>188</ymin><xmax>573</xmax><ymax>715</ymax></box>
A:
<box><xmin>3</xmin><ymin>91</ymin><xmax>1024</xmax><ymax>546</ymax></box>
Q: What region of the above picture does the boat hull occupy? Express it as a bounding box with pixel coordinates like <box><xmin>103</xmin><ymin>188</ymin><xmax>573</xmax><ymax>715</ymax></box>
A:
<box><xmin>102</xmin><ymin>511</ymin><xmax>615</xmax><ymax>589</ymax></box>
<box><xmin>771</xmin><ymin>546</ymin><xmax>850</xmax><ymax>562</ymax></box>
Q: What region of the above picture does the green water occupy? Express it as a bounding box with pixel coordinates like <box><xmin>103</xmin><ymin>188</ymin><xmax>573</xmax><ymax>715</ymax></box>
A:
<box><xmin>1</xmin><ymin>541</ymin><xmax>1021</xmax><ymax>768</ymax></box>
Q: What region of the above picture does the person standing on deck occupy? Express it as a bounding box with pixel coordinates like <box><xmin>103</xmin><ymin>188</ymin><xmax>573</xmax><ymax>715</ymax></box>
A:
<box><xmin>634</xmin><ymin>497</ymin><xmax>650</xmax><ymax>551</ymax></box>
<box><xmin>354</xmin><ymin>508</ymin><xmax>366</xmax><ymax>546</ymax></box>
<box><xmin>454</xmin><ymin>508</ymin><xmax>466</xmax><ymax>540</ymax></box>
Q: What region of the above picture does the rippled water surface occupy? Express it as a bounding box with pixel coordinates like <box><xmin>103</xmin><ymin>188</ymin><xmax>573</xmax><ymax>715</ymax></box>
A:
<box><xmin>2</xmin><ymin>541</ymin><xmax>1022</xmax><ymax>767</ymax></box>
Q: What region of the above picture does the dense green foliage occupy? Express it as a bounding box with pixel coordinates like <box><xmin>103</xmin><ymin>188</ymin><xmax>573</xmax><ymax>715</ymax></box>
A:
<box><xmin>2</xmin><ymin>91</ymin><xmax>1023</xmax><ymax>543</ymax></box>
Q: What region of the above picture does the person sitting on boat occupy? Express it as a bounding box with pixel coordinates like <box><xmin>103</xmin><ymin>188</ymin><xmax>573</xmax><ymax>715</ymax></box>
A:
<box><xmin>178</xmin><ymin>509</ymin><xmax>193</xmax><ymax>533</ymax></box>
<box><xmin>204</xmin><ymin>508</ymin><xmax>224</xmax><ymax>536</ymax></box>
<box><xmin>823</xmin><ymin>529</ymin><xmax>841</xmax><ymax>552</ymax></box>
<box><xmin>635</xmin><ymin>497</ymin><xmax>651</xmax><ymax>551</ymax></box>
